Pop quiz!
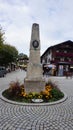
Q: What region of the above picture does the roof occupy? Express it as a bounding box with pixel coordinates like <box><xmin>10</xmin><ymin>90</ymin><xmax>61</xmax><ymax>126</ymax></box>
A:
<box><xmin>41</xmin><ymin>40</ymin><xmax>73</xmax><ymax>58</ymax></box>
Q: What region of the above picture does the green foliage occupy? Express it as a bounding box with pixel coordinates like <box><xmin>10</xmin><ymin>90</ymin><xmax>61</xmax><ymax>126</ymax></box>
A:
<box><xmin>51</xmin><ymin>88</ymin><xmax>64</xmax><ymax>100</ymax></box>
<box><xmin>25</xmin><ymin>92</ymin><xmax>41</xmax><ymax>99</ymax></box>
<box><xmin>0</xmin><ymin>26</ymin><xmax>18</xmax><ymax>66</ymax></box>
<box><xmin>2</xmin><ymin>80</ymin><xmax>64</xmax><ymax>103</ymax></box>
<box><xmin>0</xmin><ymin>26</ymin><xmax>4</xmax><ymax>46</ymax></box>
<box><xmin>18</xmin><ymin>53</ymin><xmax>28</xmax><ymax>62</ymax></box>
<box><xmin>0</xmin><ymin>44</ymin><xmax>18</xmax><ymax>66</ymax></box>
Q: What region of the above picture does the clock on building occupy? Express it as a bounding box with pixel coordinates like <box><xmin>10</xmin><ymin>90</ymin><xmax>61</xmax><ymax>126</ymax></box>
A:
<box><xmin>32</xmin><ymin>40</ymin><xmax>39</xmax><ymax>48</ymax></box>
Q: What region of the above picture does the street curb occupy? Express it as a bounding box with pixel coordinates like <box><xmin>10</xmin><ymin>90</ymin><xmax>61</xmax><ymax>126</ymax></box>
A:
<box><xmin>0</xmin><ymin>89</ymin><xmax>68</xmax><ymax>106</ymax></box>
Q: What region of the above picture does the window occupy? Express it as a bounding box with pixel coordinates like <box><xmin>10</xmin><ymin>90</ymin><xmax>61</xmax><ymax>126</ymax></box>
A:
<box><xmin>60</xmin><ymin>58</ymin><xmax>64</xmax><ymax>61</ymax></box>
<box><xmin>64</xmin><ymin>50</ymin><xmax>67</xmax><ymax>53</ymax></box>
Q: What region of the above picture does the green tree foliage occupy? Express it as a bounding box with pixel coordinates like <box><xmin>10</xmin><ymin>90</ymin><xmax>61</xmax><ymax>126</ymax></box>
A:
<box><xmin>0</xmin><ymin>44</ymin><xmax>18</xmax><ymax>66</ymax></box>
<box><xmin>17</xmin><ymin>53</ymin><xmax>29</xmax><ymax>66</ymax></box>
<box><xmin>0</xmin><ymin>26</ymin><xmax>4</xmax><ymax>46</ymax></box>
<box><xmin>18</xmin><ymin>53</ymin><xmax>28</xmax><ymax>60</ymax></box>
<box><xmin>0</xmin><ymin>26</ymin><xmax>18</xmax><ymax>66</ymax></box>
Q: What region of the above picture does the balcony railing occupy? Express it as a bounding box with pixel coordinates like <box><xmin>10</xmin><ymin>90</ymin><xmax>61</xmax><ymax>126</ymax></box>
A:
<box><xmin>51</xmin><ymin>60</ymin><xmax>73</xmax><ymax>65</ymax></box>
<box><xmin>55</xmin><ymin>52</ymin><xmax>73</xmax><ymax>57</ymax></box>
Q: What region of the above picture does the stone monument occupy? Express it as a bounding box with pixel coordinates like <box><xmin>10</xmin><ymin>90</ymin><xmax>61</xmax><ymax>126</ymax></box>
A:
<box><xmin>24</xmin><ymin>23</ymin><xmax>45</xmax><ymax>93</ymax></box>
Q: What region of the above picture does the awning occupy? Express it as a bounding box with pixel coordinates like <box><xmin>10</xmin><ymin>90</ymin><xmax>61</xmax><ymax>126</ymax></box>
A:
<box><xmin>44</xmin><ymin>64</ymin><xmax>56</xmax><ymax>68</ymax></box>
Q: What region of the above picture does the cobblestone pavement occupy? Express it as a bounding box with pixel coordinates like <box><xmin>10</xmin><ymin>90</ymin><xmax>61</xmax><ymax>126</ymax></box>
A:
<box><xmin>0</xmin><ymin>70</ymin><xmax>73</xmax><ymax>130</ymax></box>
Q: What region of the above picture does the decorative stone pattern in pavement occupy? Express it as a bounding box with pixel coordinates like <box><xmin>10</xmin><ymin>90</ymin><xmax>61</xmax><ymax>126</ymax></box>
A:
<box><xmin>0</xmin><ymin>96</ymin><xmax>73</xmax><ymax>130</ymax></box>
<box><xmin>0</xmin><ymin>71</ymin><xmax>73</xmax><ymax>130</ymax></box>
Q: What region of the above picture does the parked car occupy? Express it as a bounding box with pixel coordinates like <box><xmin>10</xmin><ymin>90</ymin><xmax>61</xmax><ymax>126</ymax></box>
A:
<box><xmin>0</xmin><ymin>66</ymin><xmax>7</xmax><ymax>77</ymax></box>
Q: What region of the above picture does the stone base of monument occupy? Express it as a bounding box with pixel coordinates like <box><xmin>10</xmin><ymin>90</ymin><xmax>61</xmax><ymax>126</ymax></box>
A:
<box><xmin>24</xmin><ymin>78</ymin><xmax>45</xmax><ymax>93</ymax></box>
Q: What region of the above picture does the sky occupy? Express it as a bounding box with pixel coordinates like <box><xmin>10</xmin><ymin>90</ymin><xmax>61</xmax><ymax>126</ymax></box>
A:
<box><xmin>0</xmin><ymin>0</ymin><xmax>73</xmax><ymax>56</ymax></box>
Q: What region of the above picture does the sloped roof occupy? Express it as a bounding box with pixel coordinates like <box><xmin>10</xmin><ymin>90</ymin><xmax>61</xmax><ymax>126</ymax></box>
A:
<box><xmin>41</xmin><ymin>40</ymin><xmax>73</xmax><ymax>57</ymax></box>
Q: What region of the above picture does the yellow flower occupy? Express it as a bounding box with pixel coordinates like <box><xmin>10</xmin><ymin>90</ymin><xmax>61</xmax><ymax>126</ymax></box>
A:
<box><xmin>21</xmin><ymin>92</ymin><xmax>24</xmax><ymax>95</ymax></box>
<box><xmin>44</xmin><ymin>90</ymin><xmax>49</xmax><ymax>95</ymax></box>
<box><xmin>46</xmin><ymin>96</ymin><xmax>49</xmax><ymax>98</ymax></box>
<box><xmin>45</xmin><ymin>85</ymin><xmax>52</xmax><ymax>92</ymax></box>
<box><xmin>23</xmin><ymin>93</ymin><xmax>26</xmax><ymax>97</ymax></box>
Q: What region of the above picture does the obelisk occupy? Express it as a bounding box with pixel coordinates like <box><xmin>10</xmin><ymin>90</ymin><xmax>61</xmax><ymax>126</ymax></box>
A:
<box><xmin>24</xmin><ymin>23</ymin><xmax>45</xmax><ymax>93</ymax></box>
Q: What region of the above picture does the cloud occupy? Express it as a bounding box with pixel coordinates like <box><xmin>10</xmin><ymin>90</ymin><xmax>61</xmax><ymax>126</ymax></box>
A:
<box><xmin>0</xmin><ymin>0</ymin><xmax>73</xmax><ymax>55</ymax></box>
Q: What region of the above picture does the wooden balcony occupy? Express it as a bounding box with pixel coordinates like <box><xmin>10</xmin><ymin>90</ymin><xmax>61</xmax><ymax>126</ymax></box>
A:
<box><xmin>55</xmin><ymin>52</ymin><xmax>73</xmax><ymax>57</ymax></box>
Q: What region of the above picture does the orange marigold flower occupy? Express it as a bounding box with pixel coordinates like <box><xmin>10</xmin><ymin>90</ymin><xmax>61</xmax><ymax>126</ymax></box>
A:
<box><xmin>23</xmin><ymin>93</ymin><xmax>27</xmax><ymax>97</ymax></box>
<box><xmin>45</xmin><ymin>85</ymin><xmax>52</xmax><ymax>92</ymax></box>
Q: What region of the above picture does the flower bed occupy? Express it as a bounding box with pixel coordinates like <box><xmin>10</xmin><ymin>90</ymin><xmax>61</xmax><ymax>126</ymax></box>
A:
<box><xmin>2</xmin><ymin>80</ymin><xmax>64</xmax><ymax>103</ymax></box>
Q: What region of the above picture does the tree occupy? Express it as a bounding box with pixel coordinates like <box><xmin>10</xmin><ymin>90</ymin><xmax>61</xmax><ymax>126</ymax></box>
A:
<box><xmin>17</xmin><ymin>53</ymin><xmax>29</xmax><ymax>66</ymax></box>
<box><xmin>0</xmin><ymin>26</ymin><xmax>5</xmax><ymax>65</ymax></box>
<box><xmin>0</xmin><ymin>26</ymin><xmax>18</xmax><ymax>66</ymax></box>
<box><xmin>18</xmin><ymin>53</ymin><xmax>28</xmax><ymax>60</ymax></box>
<box><xmin>0</xmin><ymin>44</ymin><xmax>18</xmax><ymax>66</ymax></box>
<box><xmin>0</xmin><ymin>25</ymin><xmax>4</xmax><ymax>46</ymax></box>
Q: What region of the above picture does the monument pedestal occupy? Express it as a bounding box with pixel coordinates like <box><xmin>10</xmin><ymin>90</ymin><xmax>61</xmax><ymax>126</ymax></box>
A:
<box><xmin>24</xmin><ymin>78</ymin><xmax>45</xmax><ymax>93</ymax></box>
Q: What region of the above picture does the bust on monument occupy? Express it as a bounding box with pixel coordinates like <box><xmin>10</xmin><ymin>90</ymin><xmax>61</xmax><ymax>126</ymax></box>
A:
<box><xmin>24</xmin><ymin>23</ymin><xmax>45</xmax><ymax>93</ymax></box>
